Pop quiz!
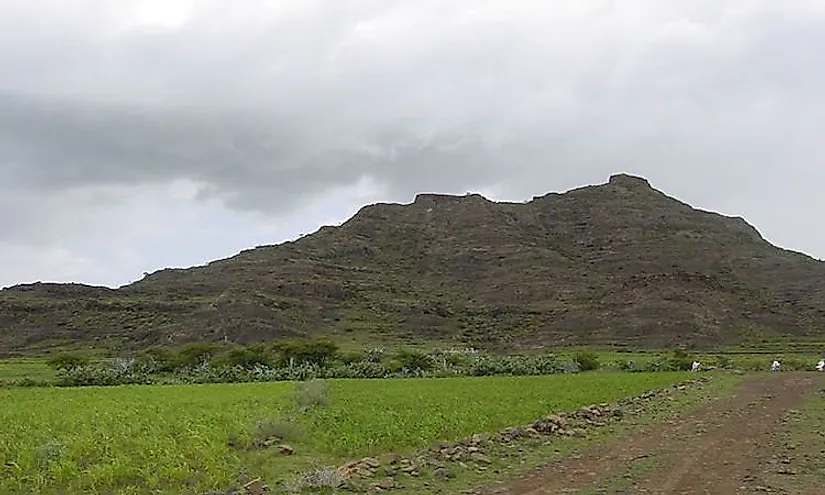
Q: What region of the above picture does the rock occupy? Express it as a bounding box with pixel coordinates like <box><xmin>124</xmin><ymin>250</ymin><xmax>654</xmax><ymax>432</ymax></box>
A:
<box><xmin>434</xmin><ymin>467</ymin><xmax>455</xmax><ymax>480</ymax></box>
<box><xmin>277</xmin><ymin>444</ymin><xmax>294</xmax><ymax>456</ymax></box>
<box><xmin>243</xmin><ymin>478</ymin><xmax>267</xmax><ymax>495</ymax></box>
<box><xmin>373</xmin><ymin>478</ymin><xmax>396</xmax><ymax>491</ymax></box>
<box><xmin>470</xmin><ymin>433</ymin><xmax>489</xmax><ymax>445</ymax></box>
<box><xmin>470</xmin><ymin>452</ymin><xmax>492</xmax><ymax>465</ymax></box>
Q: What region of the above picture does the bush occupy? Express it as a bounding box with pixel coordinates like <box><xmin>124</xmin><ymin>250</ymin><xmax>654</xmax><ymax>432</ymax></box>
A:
<box><xmin>574</xmin><ymin>351</ymin><xmax>600</xmax><ymax>372</ymax></box>
<box><xmin>134</xmin><ymin>347</ymin><xmax>177</xmax><ymax>373</ymax></box>
<box><xmin>46</xmin><ymin>352</ymin><xmax>90</xmax><ymax>371</ymax></box>
<box><xmin>222</xmin><ymin>344</ymin><xmax>272</xmax><ymax>369</ymax></box>
<box><xmin>273</xmin><ymin>340</ymin><xmax>339</xmax><ymax>367</ymax></box>
<box><xmin>393</xmin><ymin>349</ymin><xmax>435</xmax><ymax>372</ymax></box>
<box><xmin>175</xmin><ymin>343</ymin><xmax>218</xmax><ymax>369</ymax></box>
<box><xmin>648</xmin><ymin>349</ymin><xmax>694</xmax><ymax>372</ymax></box>
<box><xmin>337</xmin><ymin>351</ymin><xmax>366</xmax><ymax>365</ymax></box>
<box><xmin>55</xmin><ymin>362</ymin><xmax>154</xmax><ymax>387</ymax></box>
<box><xmin>709</xmin><ymin>354</ymin><xmax>732</xmax><ymax>369</ymax></box>
<box><xmin>324</xmin><ymin>361</ymin><xmax>389</xmax><ymax>379</ymax></box>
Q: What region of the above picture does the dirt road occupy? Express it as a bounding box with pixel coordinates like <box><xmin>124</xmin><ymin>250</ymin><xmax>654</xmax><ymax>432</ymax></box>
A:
<box><xmin>483</xmin><ymin>372</ymin><xmax>825</xmax><ymax>495</ymax></box>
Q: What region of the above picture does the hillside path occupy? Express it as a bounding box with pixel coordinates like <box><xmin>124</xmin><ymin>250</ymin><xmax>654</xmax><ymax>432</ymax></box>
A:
<box><xmin>481</xmin><ymin>372</ymin><xmax>824</xmax><ymax>495</ymax></box>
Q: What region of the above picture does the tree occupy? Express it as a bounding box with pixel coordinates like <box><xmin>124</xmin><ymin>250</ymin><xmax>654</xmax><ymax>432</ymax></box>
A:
<box><xmin>272</xmin><ymin>340</ymin><xmax>339</xmax><ymax>367</ymax></box>
<box><xmin>46</xmin><ymin>352</ymin><xmax>90</xmax><ymax>371</ymax></box>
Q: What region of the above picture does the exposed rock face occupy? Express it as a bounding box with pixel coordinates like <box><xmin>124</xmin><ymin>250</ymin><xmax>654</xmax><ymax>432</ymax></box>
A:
<box><xmin>2</xmin><ymin>174</ymin><xmax>824</xmax><ymax>353</ymax></box>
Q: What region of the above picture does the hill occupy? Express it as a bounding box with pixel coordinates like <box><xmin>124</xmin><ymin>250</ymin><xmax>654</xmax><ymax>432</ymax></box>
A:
<box><xmin>2</xmin><ymin>173</ymin><xmax>824</xmax><ymax>354</ymax></box>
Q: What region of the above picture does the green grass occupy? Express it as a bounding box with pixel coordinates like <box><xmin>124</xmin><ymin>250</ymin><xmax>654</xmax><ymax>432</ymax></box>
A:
<box><xmin>0</xmin><ymin>358</ymin><xmax>56</xmax><ymax>383</ymax></box>
<box><xmin>0</xmin><ymin>383</ymin><xmax>295</xmax><ymax>494</ymax></box>
<box><xmin>0</xmin><ymin>372</ymin><xmax>690</xmax><ymax>494</ymax></box>
<box><xmin>307</xmin><ymin>373</ymin><xmax>690</xmax><ymax>457</ymax></box>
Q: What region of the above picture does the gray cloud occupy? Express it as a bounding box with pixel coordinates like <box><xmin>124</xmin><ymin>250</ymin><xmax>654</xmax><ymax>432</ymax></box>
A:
<box><xmin>2</xmin><ymin>0</ymin><xmax>825</xmax><ymax>286</ymax></box>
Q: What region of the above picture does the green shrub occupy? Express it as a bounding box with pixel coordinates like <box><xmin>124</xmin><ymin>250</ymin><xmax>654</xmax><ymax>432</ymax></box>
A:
<box><xmin>46</xmin><ymin>353</ymin><xmax>90</xmax><ymax>371</ymax></box>
<box><xmin>392</xmin><ymin>349</ymin><xmax>435</xmax><ymax>372</ymax></box>
<box><xmin>175</xmin><ymin>343</ymin><xmax>218</xmax><ymax>369</ymax></box>
<box><xmin>710</xmin><ymin>354</ymin><xmax>732</xmax><ymax>369</ymax></box>
<box><xmin>222</xmin><ymin>344</ymin><xmax>272</xmax><ymax>369</ymax></box>
<box><xmin>133</xmin><ymin>348</ymin><xmax>169</xmax><ymax>373</ymax></box>
<box><xmin>337</xmin><ymin>351</ymin><xmax>366</xmax><ymax>365</ymax></box>
<box><xmin>664</xmin><ymin>348</ymin><xmax>694</xmax><ymax>371</ymax></box>
<box><xmin>574</xmin><ymin>351</ymin><xmax>600</xmax><ymax>371</ymax></box>
<box><xmin>273</xmin><ymin>340</ymin><xmax>339</xmax><ymax>367</ymax></box>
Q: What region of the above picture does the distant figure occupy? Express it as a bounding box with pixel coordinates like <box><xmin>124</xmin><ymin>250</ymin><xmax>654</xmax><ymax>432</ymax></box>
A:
<box><xmin>816</xmin><ymin>359</ymin><xmax>825</xmax><ymax>372</ymax></box>
<box><xmin>771</xmin><ymin>360</ymin><xmax>781</xmax><ymax>372</ymax></box>
<box><xmin>691</xmin><ymin>361</ymin><xmax>701</xmax><ymax>372</ymax></box>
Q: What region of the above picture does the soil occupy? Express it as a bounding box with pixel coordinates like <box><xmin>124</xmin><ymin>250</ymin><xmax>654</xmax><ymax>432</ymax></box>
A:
<box><xmin>482</xmin><ymin>372</ymin><xmax>825</xmax><ymax>495</ymax></box>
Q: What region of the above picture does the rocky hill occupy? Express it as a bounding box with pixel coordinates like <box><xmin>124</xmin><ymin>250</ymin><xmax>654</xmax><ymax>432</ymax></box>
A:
<box><xmin>2</xmin><ymin>173</ymin><xmax>824</xmax><ymax>354</ymax></box>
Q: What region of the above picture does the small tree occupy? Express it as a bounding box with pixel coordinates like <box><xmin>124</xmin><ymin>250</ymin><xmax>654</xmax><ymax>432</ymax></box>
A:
<box><xmin>175</xmin><ymin>342</ymin><xmax>219</xmax><ymax>369</ymax></box>
<box><xmin>224</xmin><ymin>344</ymin><xmax>272</xmax><ymax>369</ymax></box>
<box><xmin>574</xmin><ymin>351</ymin><xmax>600</xmax><ymax>372</ymax></box>
<box><xmin>272</xmin><ymin>340</ymin><xmax>339</xmax><ymax>367</ymax></box>
<box><xmin>135</xmin><ymin>347</ymin><xmax>178</xmax><ymax>372</ymax></box>
<box><xmin>46</xmin><ymin>352</ymin><xmax>90</xmax><ymax>371</ymax></box>
<box><xmin>393</xmin><ymin>349</ymin><xmax>435</xmax><ymax>372</ymax></box>
<box><xmin>667</xmin><ymin>348</ymin><xmax>694</xmax><ymax>371</ymax></box>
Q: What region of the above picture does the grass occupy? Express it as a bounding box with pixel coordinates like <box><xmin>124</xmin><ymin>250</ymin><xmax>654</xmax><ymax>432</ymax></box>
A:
<box><xmin>0</xmin><ymin>383</ymin><xmax>295</xmax><ymax>494</ymax></box>
<box><xmin>0</xmin><ymin>372</ymin><xmax>690</xmax><ymax>494</ymax></box>
<box><xmin>0</xmin><ymin>358</ymin><xmax>56</xmax><ymax>383</ymax></box>
<box><xmin>306</xmin><ymin>373</ymin><xmax>690</xmax><ymax>457</ymax></box>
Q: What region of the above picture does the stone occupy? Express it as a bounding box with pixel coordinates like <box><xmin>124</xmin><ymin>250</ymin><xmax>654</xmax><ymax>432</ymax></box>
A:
<box><xmin>243</xmin><ymin>478</ymin><xmax>267</xmax><ymax>495</ymax></box>
<box><xmin>434</xmin><ymin>467</ymin><xmax>455</xmax><ymax>480</ymax></box>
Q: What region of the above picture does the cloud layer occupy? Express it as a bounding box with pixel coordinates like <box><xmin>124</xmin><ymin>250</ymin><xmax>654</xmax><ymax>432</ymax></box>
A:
<box><xmin>2</xmin><ymin>0</ymin><xmax>825</xmax><ymax>287</ymax></box>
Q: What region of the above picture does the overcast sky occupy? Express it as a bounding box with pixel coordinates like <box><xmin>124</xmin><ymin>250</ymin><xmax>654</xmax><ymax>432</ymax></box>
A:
<box><xmin>1</xmin><ymin>0</ymin><xmax>824</xmax><ymax>288</ymax></box>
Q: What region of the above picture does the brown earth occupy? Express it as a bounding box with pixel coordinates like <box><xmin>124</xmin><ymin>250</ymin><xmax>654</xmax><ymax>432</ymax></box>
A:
<box><xmin>482</xmin><ymin>372</ymin><xmax>825</xmax><ymax>495</ymax></box>
<box><xmin>3</xmin><ymin>173</ymin><xmax>825</xmax><ymax>354</ymax></box>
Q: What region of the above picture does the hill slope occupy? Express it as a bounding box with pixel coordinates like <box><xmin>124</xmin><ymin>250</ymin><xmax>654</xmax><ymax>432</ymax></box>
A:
<box><xmin>2</xmin><ymin>173</ymin><xmax>824</xmax><ymax>353</ymax></box>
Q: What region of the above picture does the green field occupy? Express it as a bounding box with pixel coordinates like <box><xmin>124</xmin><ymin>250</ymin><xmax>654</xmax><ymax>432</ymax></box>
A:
<box><xmin>0</xmin><ymin>358</ymin><xmax>55</xmax><ymax>383</ymax></box>
<box><xmin>0</xmin><ymin>372</ymin><xmax>689</xmax><ymax>494</ymax></box>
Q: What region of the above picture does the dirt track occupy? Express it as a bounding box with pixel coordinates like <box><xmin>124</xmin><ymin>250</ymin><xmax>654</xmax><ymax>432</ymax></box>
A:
<box><xmin>483</xmin><ymin>373</ymin><xmax>825</xmax><ymax>495</ymax></box>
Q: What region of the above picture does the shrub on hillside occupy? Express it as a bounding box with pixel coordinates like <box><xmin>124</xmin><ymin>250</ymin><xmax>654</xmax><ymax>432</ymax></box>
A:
<box><xmin>175</xmin><ymin>343</ymin><xmax>219</xmax><ymax>369</ymax></box>
<box><xmin>46</xmin><ymin>352</ymin><xmax>90</xmax><ymax>371</ymax></box>
<box><xmin>55</xmin><ymin>362</ymin><xmax>154</xmax><ymax>387</ymax></box>
<box><xmin>574</xmin><ymin>351</ymin><xmax>600</xmax><ymax>371</ymax></box>
<box><xmin>134</xmin><ymin>347</ymin><xmax>178</xmax><ymax>372</ymax></box>
<box><xmin>273</xmin><ymin>340</ymin><xmax>339</xmax><ymax>367</ymax></box>
<box><xmin>392</xmin><ymin>349</ymin><xmax>436</xmax><ymax>372</ymax></box>
<box><xmin>221</xmin><ymin>344</ymin><xmax>272</xmax><ymax>369</ymax></box>
<box><xmin>709</xmin><ymin>354</ymin><xmax>732</xmax><ymax>369</ymax></box>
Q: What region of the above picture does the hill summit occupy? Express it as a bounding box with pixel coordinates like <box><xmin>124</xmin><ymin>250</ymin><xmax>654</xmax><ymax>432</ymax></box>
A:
<box><xmin>2</xmin><ymin>173</ymin><xmax>824</xmax><ymax>353</ymax></box>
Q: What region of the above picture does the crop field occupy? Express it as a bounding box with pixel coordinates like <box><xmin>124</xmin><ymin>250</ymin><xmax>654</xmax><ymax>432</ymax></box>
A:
<box><xmin>0</xmin><ymin>358</ymin><xmax>55</xmax><ymax>384</ymax></box>
<box><xmin>0</xmin><ymin>372</ymin><xmax>689</xmax><ymax>494</ymax></box>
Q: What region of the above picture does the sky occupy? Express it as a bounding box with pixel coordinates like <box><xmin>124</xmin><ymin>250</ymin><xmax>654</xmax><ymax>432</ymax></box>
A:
<box><xmin>2</xmin><ymin>0</ymin><xmax>825</xmax><ymax>289</ymax></box>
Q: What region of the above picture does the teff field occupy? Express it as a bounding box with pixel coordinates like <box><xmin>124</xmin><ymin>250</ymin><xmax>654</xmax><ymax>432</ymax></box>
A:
<box><xmin>0</xmin><ymin>372</ymin><xmax>690</xmax><ymax>494</ymax></box>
